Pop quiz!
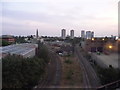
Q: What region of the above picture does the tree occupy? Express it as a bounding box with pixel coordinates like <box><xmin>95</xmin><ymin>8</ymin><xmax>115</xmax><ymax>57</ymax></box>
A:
<box><xmin>14</xmin><ymin>36</ymin><xmax>27</xmax><ymax>43</ymax></box>
<box><xmin>2</xmin><ymin>40</ymin><xmax>10</xmax><ymax>46</ymax></box>
<box><xmin>37</xmin><ymin>42</ymin><xmax>49</xmax><ymax>63</ymax></box>
<box><xmin>2</xmin><ymin>54</ymin><xmax>48</xmax><ymax>88</ymax></box>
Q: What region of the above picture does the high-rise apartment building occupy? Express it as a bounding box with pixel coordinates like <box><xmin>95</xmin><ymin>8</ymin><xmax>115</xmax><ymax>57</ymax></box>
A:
<box><xmin>70</xmin><ymin>30</ymin><xmax>74</xmax><ymax>39</ymax></box>
<box><xmin>86</xmin><ymin>31</ymin><xmax>91</xmax><ymax>39</ymax></box>
<box><xmin>61</xmin><ymin>29</ymin><xmax>66</xmax><ymax>39</ymax></box>
<box><xmin>91</xmin><ymin>31</ymin><xmax>94</xmax><ymax>38</ymax></box>
<box><xmin>81</xmin><ymin>30</ymin><xmax>85</xmax><ymax>39</ymax></box>
<box><xmin>86</xmin><ymin>31</ymin><xmax>94</xmax><ymax>39</ymax></box>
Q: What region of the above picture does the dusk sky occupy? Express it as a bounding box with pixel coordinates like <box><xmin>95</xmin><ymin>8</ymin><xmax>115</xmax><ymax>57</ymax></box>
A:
<box><xmin>1</xmin><ymin>0</ymin><xmax>119</xmax><ymax>37</ymax></box>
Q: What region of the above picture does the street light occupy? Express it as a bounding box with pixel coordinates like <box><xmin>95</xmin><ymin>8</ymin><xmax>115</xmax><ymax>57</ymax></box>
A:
<box><xmin>108</xmin><ymin>45</ymin><xmax>113</xmax><ymax>53</ymax></box>
<box><xmin>118</xmin><ymin>38</ymin><xmax>120</xmax><ymax>41</ymax></box>
<box><xmin>108</xmin><ymin>45</ymin><xmax>113</xmax><ymax>49</ymax></box>
<box><xmin>102</xmin><ymin>38</ymin><xmax>105</xmax><ymax>41</ymax></box>
<box><xmin>92</xmin><ymin>38</ymin><xmax>94</xmax><ymax>41</ymax></box>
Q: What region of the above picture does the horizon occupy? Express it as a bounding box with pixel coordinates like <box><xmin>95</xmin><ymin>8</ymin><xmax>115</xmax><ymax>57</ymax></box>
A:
<box><xmin>1</xmin><ymin>32</ymin><xmax>119</xmax><ymax>37</ymax></box>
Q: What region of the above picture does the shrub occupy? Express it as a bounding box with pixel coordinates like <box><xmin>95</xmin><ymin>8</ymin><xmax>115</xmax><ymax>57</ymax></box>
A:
<box><xmin>97</xmin><ymin>66</ymin><xmax>120</xmax><ymax>85</ymax></box>
<box><xmin>2</xmin><ymin>55</ymin><xmax>47</xmax><ymax>88</ymax></box>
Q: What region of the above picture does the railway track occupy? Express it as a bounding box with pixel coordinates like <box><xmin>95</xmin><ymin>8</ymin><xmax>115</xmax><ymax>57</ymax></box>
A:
<box><xmin>75</xmin><ymin>46</ymin><xmax>91</xmax><ymax>89</ymax></box>
<box><xmin>51</xmin><ymin>55</ymin><xmax>62</xmax><ymax>88</ymax></box>
<box><xmin>75</xmin><ymin>45</ymin><xmax>101</xmax><ymax>89</ymax></box>
<box><xmin>33</xmin><ymin>48</ymin><xmax>62</xmax><ymax>89</ymax></box>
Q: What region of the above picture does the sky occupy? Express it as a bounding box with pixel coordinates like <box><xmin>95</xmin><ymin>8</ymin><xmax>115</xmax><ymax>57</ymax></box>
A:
<box><xmin>0</xmin><ymin>0</ymin><xmax>119</xmax><ymax>37</ymax></box>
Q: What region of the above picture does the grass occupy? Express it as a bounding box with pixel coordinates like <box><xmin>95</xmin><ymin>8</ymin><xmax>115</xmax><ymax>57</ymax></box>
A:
<box><xmin>64</xmin><ymin>59</ymin><xmax>73</xmax><ymax>64</ymax></box>
<box><xmin>66</xmin><ymin>69</ymin><xmax>74</xmax><ymax>80</ymax></box>
<box><xmin>60</xmin><ymin>55</ymin><xmax>83</xmax><ymax>87</ymax></box>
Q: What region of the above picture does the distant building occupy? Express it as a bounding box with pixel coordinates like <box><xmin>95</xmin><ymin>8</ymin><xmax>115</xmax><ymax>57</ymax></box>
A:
<box><xmin>81</xmin><ymin>37</ymin><xmax>118</xmax><ymax>53</ymax></box>
<box><xmin>61</xmin><ymin>29</ymin><xmax>66</xmax><ymax>39</ymax></box>
<box><xmin>86</xmin><ymin>31</ymin><xmax>91</xmax><ymax>39</ymax></box>
<box><xmin>86</xmin><ymin>31</ymin><xmax>94</xmax><ymax>39</ymax></box>
<box><xmin>91</xmin><ymin>31</ymin><xmax>94</xmax><ymax>38</ymax></box>
<box><xmin>81</xmin><ymin>30</ymin><xmax>85</xmax><ymax>39</ymax></box>
<box><xmin>1</xmin><ymin>43</ymin><xmax>38</xmax><ymax>58</ymax></box>
<box><xmin>36</xmin><ymin>29</ymin><xmax>39</xmax><ymax>38</ymax></box>
<box><xmin>1</xmin><ymin>35</ymin><xmax>15</xmax><ymax>43</ymax></box>
<box><xmin>70</xmin><ymin>30</ymin><xmax>74</xmax><ymax>39</ymax></box>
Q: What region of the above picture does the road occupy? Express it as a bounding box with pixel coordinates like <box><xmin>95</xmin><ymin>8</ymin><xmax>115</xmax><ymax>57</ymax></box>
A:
<box><xmin>33</xmin><ymin>46</ymin><xmax>62</xmax><ymax>89</ymax></box>
<box><xmin>75</xmin><ymin>45</ymin><xmax>101</xmax><ymax>89</ymax></box>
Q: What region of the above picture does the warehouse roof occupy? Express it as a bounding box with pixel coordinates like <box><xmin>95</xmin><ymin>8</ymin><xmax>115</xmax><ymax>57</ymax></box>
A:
<box><xmin>0</xmin><ymin>43</ymin><xmax>38</xmax><ymax>56</ymax></box>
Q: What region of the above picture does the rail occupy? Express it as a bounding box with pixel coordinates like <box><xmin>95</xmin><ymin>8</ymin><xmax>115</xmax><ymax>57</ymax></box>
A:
<box><xmin>97</xmin><ymin>80</ymin><xmax>120</xmax><ymax>90</ymax></box>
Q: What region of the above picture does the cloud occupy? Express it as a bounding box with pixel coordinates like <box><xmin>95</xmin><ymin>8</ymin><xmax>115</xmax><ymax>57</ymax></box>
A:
<box><xmin>1</xmin><ymin>0</ymin><xmax>119</xmax><ymax>36</ymax></box>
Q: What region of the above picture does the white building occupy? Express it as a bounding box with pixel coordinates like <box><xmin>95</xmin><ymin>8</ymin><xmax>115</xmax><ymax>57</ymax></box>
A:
<box><xmin>70</xmin><ymin>30</ymin><xmax>74</xmax><ymax>39</ymax></box>
<box><xmin>61</xmin><ymin>29</ymin><xmax>66</xmax><ymax>39</ymax></box>
<box><xmin>86</xmin><ymin>31</ymin><xmax>94</xmax><ymax>39</ymax></box>
<box><xmin>81</xmin><ymin>30</ymin><xmax>85</xmax><ymax>39</ymax></box>
<box><xmin>1</xmin><ymin>43</ymin><xmax>38</xmax><ymax>58</ymax></box>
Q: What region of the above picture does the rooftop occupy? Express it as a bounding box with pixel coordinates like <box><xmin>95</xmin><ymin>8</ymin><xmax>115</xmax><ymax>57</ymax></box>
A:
<box><xmin>0</xmin><ymin>43</ymin><xmax>38</xmax><ymax>57</ymax></box>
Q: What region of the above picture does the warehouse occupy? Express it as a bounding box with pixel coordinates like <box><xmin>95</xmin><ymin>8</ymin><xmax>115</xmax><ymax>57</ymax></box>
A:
<box><xmin>1</xmin><ymin>43</ymin><xmax>38</xmax><ymax>58</ymax></box>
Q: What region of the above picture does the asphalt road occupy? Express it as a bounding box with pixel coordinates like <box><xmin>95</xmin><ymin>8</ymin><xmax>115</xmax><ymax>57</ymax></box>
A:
<box><xmin>75</xmin><ymin>45</ymin><xmax>101</xmax><ymax>89</ymax></box>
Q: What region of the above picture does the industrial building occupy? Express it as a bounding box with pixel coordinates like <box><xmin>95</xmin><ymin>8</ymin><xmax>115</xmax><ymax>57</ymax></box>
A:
<box><xmin>81</xmin><ymin>37</ymin><xmax>118</xmax><ymax>53</ymax></box>
<box><xmin>1</xmin><ymin>43</ymin><xmax>38</xmax><ymax>58</ymax></box>
<box><xmin>80</xmin><ymin>37</ymin><xmax>119</xmax><ymax>68</ymax></box>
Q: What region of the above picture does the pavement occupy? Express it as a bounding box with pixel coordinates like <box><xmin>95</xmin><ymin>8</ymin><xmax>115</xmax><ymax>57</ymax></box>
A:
<box><xmin>92</xmin><ymin>53</ymin><xmax>119</xmax><ymax>68</ymax></box>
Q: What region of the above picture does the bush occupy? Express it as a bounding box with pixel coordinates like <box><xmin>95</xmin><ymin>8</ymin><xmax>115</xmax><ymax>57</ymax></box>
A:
<box><xmin>2</xmin><ymin>40</ymin><xmax>11</xmax><ymax>46</ymax></box>
<box><xmin>97</xmin><ymin>66</ymin><xmax>120</xmax><ymax>85</ymax></box>
<box><xmin>37</xmin><ymin>43</ymin><xmax>49</xmax><ymax>64</ymax></box>
<box><xmin>2</xmin><ymin>55</ymin><xmax>48</xmax><ymax>88</ymax></box>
